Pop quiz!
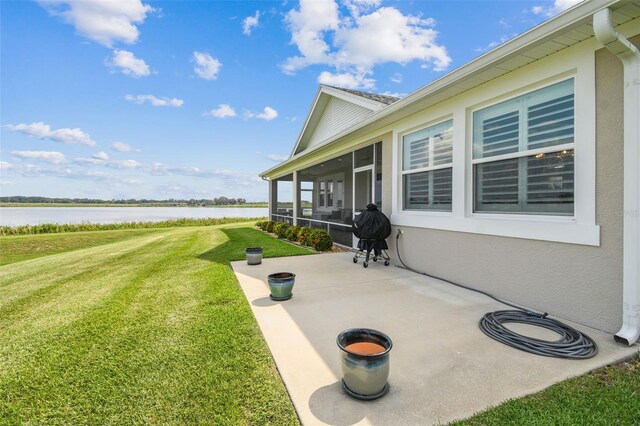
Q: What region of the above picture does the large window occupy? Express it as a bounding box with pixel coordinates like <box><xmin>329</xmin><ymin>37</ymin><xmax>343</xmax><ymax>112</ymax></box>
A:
<box><xmin>402</xmin><ymin>120</ymin><xmax>453</xmax><ymax>210</ymax></box>
<box><xmin>473</xmin><ymin>79</ymin><xmax>575</xmax><ymax>215</ymax></box>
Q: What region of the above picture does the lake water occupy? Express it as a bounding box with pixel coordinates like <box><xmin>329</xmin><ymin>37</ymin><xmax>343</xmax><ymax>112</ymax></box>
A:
<box><xmin>0</xmin><ymin>207</ymin><xmax>269</xmax><ymax>226</ymax></box>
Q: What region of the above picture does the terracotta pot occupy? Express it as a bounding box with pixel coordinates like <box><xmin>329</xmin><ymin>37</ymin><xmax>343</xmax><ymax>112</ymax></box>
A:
<box><xmin>267</xmin><ymin>272</ymin><xmax>295</xmax><ymax>301</ymax></box>
<box><xmin>337</xmin><ymin>328</ymin><xmax>392</xmax><ymax>400</ymax></box>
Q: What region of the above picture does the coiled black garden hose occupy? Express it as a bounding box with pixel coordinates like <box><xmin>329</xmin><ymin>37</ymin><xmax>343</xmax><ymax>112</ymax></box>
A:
<box><xmin>394</xmin><ymin>230</ymin><xmax>598</xmax><ymax>359</ymax></box>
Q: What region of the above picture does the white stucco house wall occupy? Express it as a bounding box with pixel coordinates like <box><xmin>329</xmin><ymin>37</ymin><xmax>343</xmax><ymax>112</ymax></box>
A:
<box><xmin>260</xmin><ymin>1</ymin><xmax>640</xmax><ymax>344</ymax></box>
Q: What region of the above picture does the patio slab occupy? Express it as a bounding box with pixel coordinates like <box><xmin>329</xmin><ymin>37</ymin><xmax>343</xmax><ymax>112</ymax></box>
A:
<box><xmin>232</xmin><ymin>252</ymin><xmax>639</xmax><ymax>426</ymax></box>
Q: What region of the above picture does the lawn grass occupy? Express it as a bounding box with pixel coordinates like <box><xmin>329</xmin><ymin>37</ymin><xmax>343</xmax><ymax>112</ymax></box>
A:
<box><xmin>0</xmin><ymin>228</ymin><xmax>163</xmax><ymax>265</ymax></box>
<box><xmin>451</xmin><ymin>355</ymin><xmax>640</xmax><ymax>425</ymax></box>
<box><xmin>0</xmin><ymin>223</ymin><xmax>310</xmax><ymax>425</ymax></box>
<box><xmin>2</xmin><ymin>223</ymin><xmax>638</xmax><ymax>424</ymax></box>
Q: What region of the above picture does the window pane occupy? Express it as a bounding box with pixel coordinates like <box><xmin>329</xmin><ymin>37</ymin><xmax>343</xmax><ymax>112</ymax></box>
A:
<box><xmin>404</xmin><ymin>168</ymin><xmax>452</xmax><ymax>211</ymax></box>
<box><xmin>403</xmin><ymin>120</ymin><xmax>453</xmax><ymax>170</ymax></box>
<box><xmin>475</xmin><ymin>150</ymin><xmax>574</xmax><ymax>214</ymax></box>
<box><xmin>474</xmin><ymin>158</ymin><xmax>520</xmax><ymax>212</ymax></box>
<box><xmin>527</xmin><ymin>93</ymin><xmax>574</xmax><ymax>149</ymax></box>
<box><xmin>473</xmin><ymin>98</ymin><xmax>520</xmax><ymax>159</ymax></box>
<box><xmin>354</xmin><ymin>145</ymin><xmax>374</xmax><ymax>168</ymax></box>
<box><xmin>473</xmin><ymin>78</ymin><xmax>574</xmax><ymax>159</ymax></box>
<box><xmin>526</xmin><ymin>150</ymin><xmax>574</xmax><ymax>213</ymax></box>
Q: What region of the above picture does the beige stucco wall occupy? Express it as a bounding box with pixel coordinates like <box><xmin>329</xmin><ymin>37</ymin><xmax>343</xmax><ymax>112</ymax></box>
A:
<box><xmin>386</xmin><ymin>38</ymin><xmax>638</xmax><ymax>334</ymax></box>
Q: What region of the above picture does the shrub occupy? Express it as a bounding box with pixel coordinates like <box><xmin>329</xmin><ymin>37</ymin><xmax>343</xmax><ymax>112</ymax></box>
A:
<box><xmin>284</xmin><ymin>225</ymin><xmax>301</xmax><ymax>241</ymax></box>
<box><xmin>296</xmin><ymin>226</ymin><xmax>313</xmax><ymax>244</ymax></box>
<box><xmin>265</xmin><ymin>221</ymin><xmax>277</xmax><ymax>233</ymax></box>
<box><xmin>309</xmin><ymin>229</ymin><xmax>333</xmax><ymax>251</ymax></box>
<box><xmin>274</xmin><ymin>223</ymin><xmax>290</xmax><ymax>238</ymax></box>
<box><xmin>255</xmin><ymin>220</ymin><xmax>267</xmax><ymax>230</ymax></box>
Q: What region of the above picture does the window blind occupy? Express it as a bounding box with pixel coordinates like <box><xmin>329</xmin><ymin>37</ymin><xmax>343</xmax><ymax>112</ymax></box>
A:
<box><xmin>473</xmin><ymin>79</ymin><xmax>575</xmax><ymax>215</ymax></box>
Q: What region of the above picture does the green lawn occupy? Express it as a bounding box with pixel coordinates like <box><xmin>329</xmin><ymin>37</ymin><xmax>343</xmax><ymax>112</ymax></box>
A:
<box><xmin>0</xmin><ymin>224</ymin><xmax>310</xmax><ymax>425</ymax></box>
<box><xmin>453</xmin><ymin>356</ymin><xmax>640</xmax><ymax>425</ymax></box>
<box><xmin>0</xmin><ymin>228</ymin><xmax>163</xmax><ymax>265</ymax></box>
<box><xmin>1</xmin><ymin>223</ymin><xmax>638</xmax><ymax>424</ymax></box>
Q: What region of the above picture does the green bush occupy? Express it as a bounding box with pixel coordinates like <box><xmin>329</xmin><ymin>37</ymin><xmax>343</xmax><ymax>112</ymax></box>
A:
<box><xmin>309</xmin><ymin>229</ymin><xmax>333</xmax><ymax>251</ymax></box>
<box><xmin>255</xmin><ymin>223</ymin><xmax>333</xmax><ymax>251</ymax></box>
<box><xmin>296</xmin><ymin>226</ymin><xmax>313</xmax><ymax>244</ymax></box>
<box><xmin>265</xmin><ymin>221</ymin><xmax>277</xmax><ymax>233</ymax></box>
<box><xmin>284</xmin><ymin>225</ymin><xmax>301</xmax><ymax>241</ymax></box>
<box><xmin>255</xmin><ymin>220</ymin><xmax>267</xmax><ymax>230</ymax></box>
<box><xmin>274</xmin><ymin>223</ymin><xmax>290</xmax><ymax>238</ymax></box>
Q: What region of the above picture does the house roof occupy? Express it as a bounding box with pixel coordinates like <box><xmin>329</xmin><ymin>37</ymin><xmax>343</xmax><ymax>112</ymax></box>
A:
<box><xmin>262</xmin><ymin>0</ymin><xmax>640</xmax><ymax>179</ymax></box>
<box><xmin>325</xmin><ymin>86</ymin><xmax>401</xmax><ymax>105</ymax></box>
<box><xmin>288</xmin><ymin>85</ymin><xmax>400</xmax><ymax>156</ymax></box>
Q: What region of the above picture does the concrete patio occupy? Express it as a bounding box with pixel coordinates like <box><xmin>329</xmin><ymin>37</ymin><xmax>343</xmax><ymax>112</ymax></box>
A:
<box><xmin>232</xmin><ymin>252</ymin><xmax>639</xmax><ymax>426</ymax></box>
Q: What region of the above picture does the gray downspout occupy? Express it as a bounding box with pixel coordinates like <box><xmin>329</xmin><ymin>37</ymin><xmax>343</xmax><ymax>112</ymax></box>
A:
<box><xmin>594</xmin><ymin>8</ymin><xmax>640</xmax><ymax>346</ymax></box>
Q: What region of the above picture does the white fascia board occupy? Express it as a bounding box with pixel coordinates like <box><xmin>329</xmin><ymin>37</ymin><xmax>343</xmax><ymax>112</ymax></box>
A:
<box><xmin>320</xmin><ymin>85</ymin><xmax>388</xmax><ymax>111</ymax></box>
<box><xmin>288</xmin><ymin>86</ymin><xmax>326</xmax><ymax>158</ymax></box>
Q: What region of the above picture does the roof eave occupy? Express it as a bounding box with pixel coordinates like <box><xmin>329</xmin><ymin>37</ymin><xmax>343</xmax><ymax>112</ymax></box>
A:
<box><xmin>261</xmin><ymin>0</ymin><xmax>624</xmax><ymax>178</ymax></box>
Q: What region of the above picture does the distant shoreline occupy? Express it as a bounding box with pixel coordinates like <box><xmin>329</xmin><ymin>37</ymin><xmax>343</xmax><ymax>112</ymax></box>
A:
<box><xmin>0</xmin><ymin>203</ymin><xmax>269</xmax><ymax>208</ymax></box>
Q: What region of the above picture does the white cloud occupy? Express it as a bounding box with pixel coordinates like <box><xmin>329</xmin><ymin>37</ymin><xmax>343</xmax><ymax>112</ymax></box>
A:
<box><xmin>267</xmin><ymin>154</ymin><xmax>288</xmax><ymax>162</ymax></box>
<box><xmin>243</xmin><ymin>11</ymin><xmax>260</xmax><ymax>35</ymax></box>
<box><xmin>204</xmin><ymin>104</ymin><xmax>237</xmax><ymax>119</ymax></box>
<box><xmin>344</xmin><ymin>0</ymin><xmax>381</xmax><ymax>16</ymax></box>
<box><xmin>282</xmin><ymin>0</ymin><xmax>339</xmax><ymax>75</ymax></box>
<box><xmin>282</xmin><ymin>1</ymin><xmax>450</xmax><ymax>89</ymax></box>
<box><xmin>107</xmin><ymin>159</ymin><xmax>141</xmax><ymax>169</ymax></box>
<box><xmin>381</xmin><ymin>91</ymin><xmax>406</xmax><ymax>98</ymax></box>
<box><xmin>390</xmin><ymin>73</ymin><xmax>402</xmax><ymax>83</ymax></box>
<box><xmin>3</xmin><ymin>122</ymin><xmax>51</xmax><ymax>138</ymax></box>
<box><xmin>318</xmin><ymin>70</ymin><xmax>375</xmax><ymax>89</ymax></box>
<box><xmin>3</xmin><ymin>122</ymin><xmax>97</xmax><ymax>147</ymax></box>
<box><xmin>193</xmin><ymin>51</ymin><xmax>221</xmax><ymax>80</ymax></box>
<box><xmin>125</xmin><ymin>94</ymin><xmax>184</xmax><ymax>107</ymax></box>
<box><xmin>0</xmin><ymin>161</ymin><xmax>14</xmax><ymax>170</ymax></box>
<box><xmin>12</xmin><ymin>150</ymin><xmax>67</xmax><ymax>164</ymax></box>
<box><xmin>335</xmin><ymin>8</ymin><xmax>450</xmax><ymax>71</ymax></box>
<box><xmin>37</xmin><ymin>0</ymin><xmax>154</xmax><ymax>47</ymax></box>
<box><xmin>111</xmin><ymin>141</ymin><xmax>139</xmax><ymax>152</ymax></box>
<box><xmin>475</xmin><ymin>35</ymin><xmax>513</xmax><ymax>53</ymax></box>
<box><xmin>93</xmin><ymin>151</ymin><xmax>109</xmax><ymax>160</ymax></box>
<box><xmin>532</xmin><ymin>0</ymin><xmax>583</xmax><ymax>17</ymax></box>
<box><xmin>108</xmin><ymin>49</ymin><xmax>150</xmax><ymax>77</ymax></box>
<box><xmin>245</xmin><ymin>107</ymin><xmax>278</xmax><ymax>121</ymax></box>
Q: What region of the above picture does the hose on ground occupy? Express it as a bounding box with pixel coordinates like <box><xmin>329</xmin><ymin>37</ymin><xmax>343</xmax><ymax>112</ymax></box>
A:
<box><xmin>394</xmin><ymin>230</ymin><xmax>598</xmax><ymax>359</ymax></box>
<box><xmin>479</xmin><ymin>310</ymin><xmax>597</xmax><ymax>359</ymax></box>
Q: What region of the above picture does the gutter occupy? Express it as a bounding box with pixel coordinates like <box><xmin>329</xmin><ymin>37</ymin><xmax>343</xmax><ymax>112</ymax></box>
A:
<box><xmin>594</xmin><ymin>7</ymin><xmax>640</xmax><ymax>346</ymax></box>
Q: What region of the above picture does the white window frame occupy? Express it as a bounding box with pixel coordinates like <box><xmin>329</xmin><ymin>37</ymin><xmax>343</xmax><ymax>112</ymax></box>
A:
<box><xmin>401</xmin><ymin>119</ymin><xmax>454</xmax><ymax>211</ymax></box>
<box><xmin>391</xmin><ymin>41</ymin><xmax>599</xmax><ymax>246</ymax></box>
<box><xmin>472</xmin><ymin>78</ymin><xmax>576</xmax><ymax>215</ymax></box>
<box><xmin>316</xmin><ymin>173</ymin><xmax>344</xmax><ymax>212</ymax></box>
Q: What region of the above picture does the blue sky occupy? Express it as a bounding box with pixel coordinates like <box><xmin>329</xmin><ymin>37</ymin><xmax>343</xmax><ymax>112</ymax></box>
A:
<box><xmin>0</xmin><ymin>0</ymin><xmax>579</xmax><ymax>201</ymax></box>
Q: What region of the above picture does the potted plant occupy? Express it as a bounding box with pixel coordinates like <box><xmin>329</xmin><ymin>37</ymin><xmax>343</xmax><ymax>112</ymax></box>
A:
<box><xmin>266</xmin><ymin>272</ymin><xmax>296</xmax><ymax>301</ymax></box>
<box><xmin>337</xmin><ymin>328</ymin><xmax>392</xmax><ymax>400</ymax></box>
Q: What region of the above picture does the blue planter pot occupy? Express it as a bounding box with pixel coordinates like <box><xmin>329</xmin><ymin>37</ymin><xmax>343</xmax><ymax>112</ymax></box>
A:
<box><xmin>337</xmin><ymin>328</ymin><xmax>392</xmax><ymax>400</ymax></box>
<box><xmin>267</xmin><ymin>272</ymin><xmax>295</xmax><ymax>301</ymax></box>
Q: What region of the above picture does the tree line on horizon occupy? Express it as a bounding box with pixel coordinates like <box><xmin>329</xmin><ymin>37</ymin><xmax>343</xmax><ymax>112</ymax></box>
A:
<box><xmin>0</xmin><ymin>196</ymin><xmax>265</xmax><ymax>206</ymax></box>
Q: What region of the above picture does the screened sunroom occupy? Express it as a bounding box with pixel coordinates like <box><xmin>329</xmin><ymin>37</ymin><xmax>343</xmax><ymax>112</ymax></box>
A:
<box><xmin>269</xmin><ymin>142</ymin><xmax>382</xmax><ymax>247</ymax></box>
